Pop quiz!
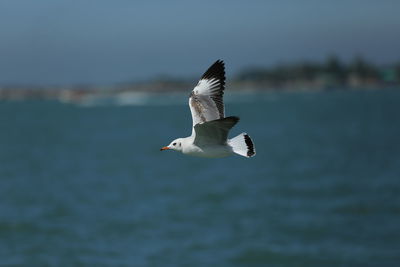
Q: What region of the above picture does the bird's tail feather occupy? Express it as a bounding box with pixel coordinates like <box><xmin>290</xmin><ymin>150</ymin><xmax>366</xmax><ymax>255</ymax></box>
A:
<box><xmin>228</xmin><ymin>133</ymin><xmax>256</xmax><ymax>158</ymax></box>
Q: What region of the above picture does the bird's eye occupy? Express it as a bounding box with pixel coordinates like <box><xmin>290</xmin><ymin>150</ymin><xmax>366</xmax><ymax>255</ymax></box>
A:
<box><xmin>173</xmin><ymin>143</ymin><xmax>176</xmax><ymax>146</ymax></box>
<box><xmin>179</xmin><ymin>143</ymin><xmax>181</xmax><ymax>146</ymax></box>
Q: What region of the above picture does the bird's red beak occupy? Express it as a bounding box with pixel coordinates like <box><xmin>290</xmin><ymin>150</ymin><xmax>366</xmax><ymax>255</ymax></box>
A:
<box><xmin>160</xmin><ymin>146</ymin><xmax>170</xmax><ymax>151</ymax></box>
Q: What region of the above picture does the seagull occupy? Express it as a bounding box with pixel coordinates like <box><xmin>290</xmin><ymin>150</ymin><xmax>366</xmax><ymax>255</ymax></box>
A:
<box><xmin>160</xmin><ymin>60</ymin><xmax>256</xmax><ymax>158</ymax></box>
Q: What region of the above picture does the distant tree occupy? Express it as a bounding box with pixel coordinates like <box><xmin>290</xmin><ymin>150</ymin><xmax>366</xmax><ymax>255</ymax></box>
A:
<box><xmin>348</xmin><ymin>56</ymin><xmax>379</xmax><ymax>79</ymax></box>
<box><xmin>234</xmin><ymin>55</ymin><xmax>399</xmax><ymax>90</ymax></box>
<box><xmin>394</xmin><ymin>62</ymin><xmax>400</xmax><ymax>81</ymax></box>
<box><xmin>325</xmin><ymin>54</ymin><xmax>347</xmax><ymax>83</ymax></box>
<box><xmin>294</xmin><ymin>63</ymin><xmax>321</xmax><ymax>81</ymax></box>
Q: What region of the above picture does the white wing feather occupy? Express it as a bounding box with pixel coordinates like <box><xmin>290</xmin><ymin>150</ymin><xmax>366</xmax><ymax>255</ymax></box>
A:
<box><xmin>189</xmin><ymin>60</ymin><xmax>226</xmax><ymax>128</ymax></box>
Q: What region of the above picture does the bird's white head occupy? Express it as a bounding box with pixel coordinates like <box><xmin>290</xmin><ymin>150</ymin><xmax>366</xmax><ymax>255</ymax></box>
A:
<box><xmin>160</xmin><ymin>138</ymin><xmax>183</xmax><ymax>152</ymax></box>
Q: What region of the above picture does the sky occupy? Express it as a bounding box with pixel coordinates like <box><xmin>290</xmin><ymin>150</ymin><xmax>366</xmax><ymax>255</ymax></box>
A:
<box><xmin>0</xmin><ymin>0</ymin><xmax>399</xmax><ymax>86</ymax></box>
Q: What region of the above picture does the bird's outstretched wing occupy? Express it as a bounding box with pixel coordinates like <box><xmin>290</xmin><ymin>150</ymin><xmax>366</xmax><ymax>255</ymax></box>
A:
<box><xmin>189</xmin><ymin>60</ymin><xmax>226</xmax><ymax>127</ymax></box>
<box><xmin>193</xmin><ymin>116</ymin><xmax>239</xmax><ymax>146</ymax></box>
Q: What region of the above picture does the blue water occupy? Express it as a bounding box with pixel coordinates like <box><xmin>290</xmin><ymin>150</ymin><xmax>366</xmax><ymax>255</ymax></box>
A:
<box><xmin>1</xmin><ymin>89</ymin><xmax>400</xmax><ymax>266</ymax></box>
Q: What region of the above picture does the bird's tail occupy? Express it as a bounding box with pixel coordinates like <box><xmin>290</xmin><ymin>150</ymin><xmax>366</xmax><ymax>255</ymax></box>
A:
<box><xmin>228</xmin><ymin>133</ymin><xmax>256</xmax><ymax>158</ymax></box>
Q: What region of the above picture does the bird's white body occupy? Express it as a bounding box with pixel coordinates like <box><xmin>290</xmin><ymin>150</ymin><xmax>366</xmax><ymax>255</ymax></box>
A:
<box><xmin>161</xmin><ymin>60</ymin><xmax>255</xmax><ymax>158</ymax></box>
<box><xmin>178</xmin><ymin>136</ymin><xmax>234</xmax><ymax>158</ymax></box>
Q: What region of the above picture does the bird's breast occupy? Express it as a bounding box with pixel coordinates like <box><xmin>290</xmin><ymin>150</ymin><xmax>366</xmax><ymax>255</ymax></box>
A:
<box><xmin>183</xmin><ymin>144</ymin><xmax>233</xmax><ymax>158</ymax></box>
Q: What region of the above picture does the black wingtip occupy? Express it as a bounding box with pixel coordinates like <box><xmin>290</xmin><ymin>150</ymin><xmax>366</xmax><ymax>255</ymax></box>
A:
<box><xmin>201</xmin><ymin>60</ymin><xmax>226</xmax><ymax>83</ymax></box>
<box><xmin>244</xmin><ymin>134</ymin><xmax>256</xmax><ymax>157</ymax></box>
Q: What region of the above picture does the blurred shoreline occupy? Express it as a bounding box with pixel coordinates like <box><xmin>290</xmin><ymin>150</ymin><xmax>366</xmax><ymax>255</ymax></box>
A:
<box><xmin>1</xmin><ymin>56</ymin><xmax>399</xmax><ymax>104</ymax></box>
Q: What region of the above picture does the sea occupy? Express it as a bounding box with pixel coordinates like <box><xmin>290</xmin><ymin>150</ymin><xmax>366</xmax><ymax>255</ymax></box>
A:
<box><xmin>1</xmin><ymin>88</ymin><xmax>399</xmax><ymax>266</ymax></box>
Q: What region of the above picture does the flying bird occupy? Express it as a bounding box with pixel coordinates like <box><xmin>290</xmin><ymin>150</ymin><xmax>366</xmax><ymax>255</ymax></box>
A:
<box><xmin>160</xmin><ymin>60</ymin><xmax>255</xmax><ymax>158</ymax></box>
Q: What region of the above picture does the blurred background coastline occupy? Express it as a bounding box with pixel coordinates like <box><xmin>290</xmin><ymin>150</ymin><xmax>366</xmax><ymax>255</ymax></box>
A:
<box><xmin>1</xmin><ymin>55</ymin><xmax>399</xmax><ymax>104</ymax></box>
